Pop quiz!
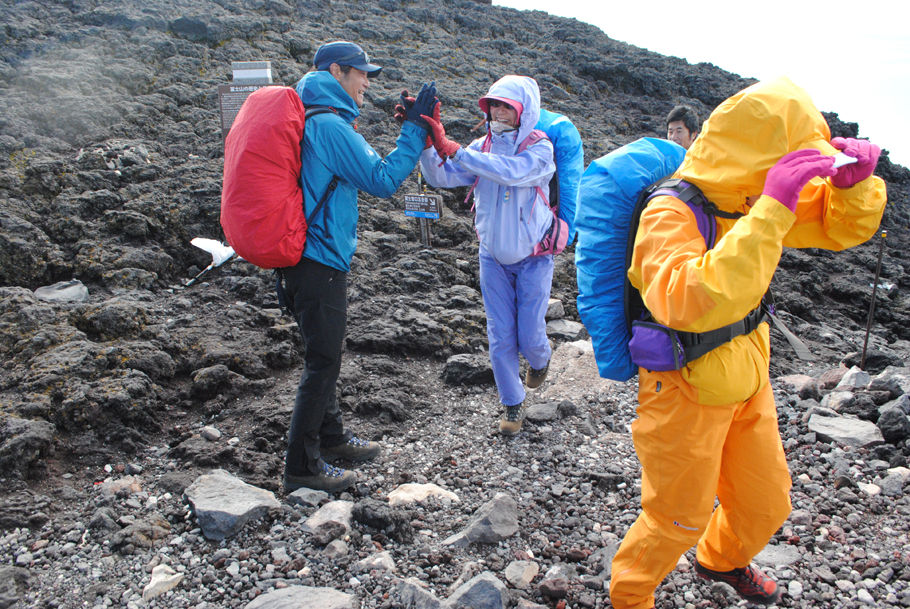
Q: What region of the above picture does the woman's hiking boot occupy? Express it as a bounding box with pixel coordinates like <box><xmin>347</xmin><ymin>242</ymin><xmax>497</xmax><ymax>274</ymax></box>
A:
<box><xmin>525</xmin><ymin>361</ymin><xmax>549</xmax><ymax>388</ymax></box>
<box><xmin>694</xmin><ymin>559</ymin><xmax>782</xmax><ymax>605</ymax></box>
<box><xmin>321</xmin><ymin>435</ymin><xmax>380</xmax><ymax>462</ymax></box>
<box><xmin>499</xmin><ymin>403</ymin><xmax>526</xmax><ymax>436</ymax></box>
<box><xmin>284</xmin><ymin>462</ymin><xmax>357</xmax><ymax>493</ymax></box>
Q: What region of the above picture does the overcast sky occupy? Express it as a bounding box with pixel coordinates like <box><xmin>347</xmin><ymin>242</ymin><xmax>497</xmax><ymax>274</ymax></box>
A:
<box><xmin>495</xmin><ymin>0</ymin><xmax>910</xmax><ymax>168</ymax></box>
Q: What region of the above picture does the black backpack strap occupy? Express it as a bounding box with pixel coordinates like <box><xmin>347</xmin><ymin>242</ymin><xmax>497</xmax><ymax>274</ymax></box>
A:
<box><xmin>623</xmin><ymin>177</ymin><xmax>670</xmax><ymax>334</ymax></box>
<box><xmin>624</xmin><ymin>177</ymin><xmax>711</xmax><ymax>332</ymax></box>
<box><xmin>301</xmin><ymin>105</ymin><xmax>340</xmax><ymax>227</ymax></box>
<box><xmin>548</xmin><ymin>172</ymin><xmax>560</xmax><ymax>214</ymax></box>
<box><xmin>304</xmin><ymin>105</ymin><xmax>336</xmax><ymax>120</ymax></box>
<box><xmin>649</xmin><ymin>179</ymin><xmax>743</xmax><ymax>247</ymax></box>
<box><xmin>274</xmin><ymin>269</ymin><xmax>295</xmax><ymax>317</ymax></box>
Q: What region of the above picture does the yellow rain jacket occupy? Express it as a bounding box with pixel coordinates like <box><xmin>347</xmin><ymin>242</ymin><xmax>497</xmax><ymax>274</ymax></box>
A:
<box><xmin>629</xmin><ymin>77</ymin><xmax>887</xmax><ymax>405</ymax></box>
<box><xmin>611</xmin><ymin>77</ymin><xmax>887</xmax><ymax>609</ymax></box>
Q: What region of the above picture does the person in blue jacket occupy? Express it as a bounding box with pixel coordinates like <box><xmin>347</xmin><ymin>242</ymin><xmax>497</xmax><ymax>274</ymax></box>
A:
<box><xmin>419</xmin><ymin>75</ymin><xmax>556</xmax><ymax>435</ymax></box>
<box><xmin>280</xmin><ymin>41</ymin><xmax>437</xmax><ymax>493</ymax></box>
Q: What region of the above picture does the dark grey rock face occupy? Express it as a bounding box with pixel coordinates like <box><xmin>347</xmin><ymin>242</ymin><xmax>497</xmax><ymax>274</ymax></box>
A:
<box><xmin>878</xmin><ymin>408</ymin><xmax>910</xmax><ymax>444</ymax></box>
<box><xmin>0</xmin><ymin>0</ymin><xmax>907</xmax><ymax>466</ymax></box>
<box><xmin>0</xmin><ymin>2</ymin><xmax>909</xmax><ymax>609</ymax></box>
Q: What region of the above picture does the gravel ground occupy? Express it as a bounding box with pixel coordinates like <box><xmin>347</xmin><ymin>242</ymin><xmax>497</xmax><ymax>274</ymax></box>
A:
<box><xmin>3</xmin><ymin>341</ymin><xmax>909</xmax><ymax>609</ymax></box>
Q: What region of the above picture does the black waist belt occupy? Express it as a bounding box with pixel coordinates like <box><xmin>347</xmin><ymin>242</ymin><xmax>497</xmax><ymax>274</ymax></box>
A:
<box><xmin>676</xmin><ymin>304</ymin><xmax>768</xmax><ymax>363</ymax></box>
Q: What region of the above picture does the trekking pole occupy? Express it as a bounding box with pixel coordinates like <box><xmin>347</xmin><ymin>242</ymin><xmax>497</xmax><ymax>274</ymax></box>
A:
<box><xmin>860</xmin><ymin>230</ymin><xmax>887</xmax><ymax>370</ymax></box>
<box><xmin>185</xmin><ymin>263</ymin><xmax>217</xmax><ymax>288</ymax></box>
<box><xmin>184</xmin><ymin>254</ymin><xmax>238</xmax><ymax>287</ymax></box>
<box><xmin>184</xmin><ymin>238</ymin><xmax>239</xmax><ymax>288</ymax></box>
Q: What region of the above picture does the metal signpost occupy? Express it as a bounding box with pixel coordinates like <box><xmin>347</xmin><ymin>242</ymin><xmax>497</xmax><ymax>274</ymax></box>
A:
<box><xmin>404</xmin><ymin>170</ymin><xmax>442</xmax><ymax>247</ymax></box>
<box><xmin>217</xmin><ymin>61</ymin><xmax>273</xmax><ymax>141</ymax></box>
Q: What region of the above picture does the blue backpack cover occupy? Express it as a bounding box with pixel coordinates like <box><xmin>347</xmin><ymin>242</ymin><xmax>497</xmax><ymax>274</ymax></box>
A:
<box><xmin>535</xmin><ymin>109</ymin><xmax>584</xmax><ymax>244</ymax></box>
<box><xmin>575</xmin><ymin>137</ymin><xmax>687</xmax><ymax>381</ymax></box>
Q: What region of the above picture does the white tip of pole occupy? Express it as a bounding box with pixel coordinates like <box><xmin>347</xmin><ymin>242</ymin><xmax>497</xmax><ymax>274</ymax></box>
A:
<box><xmin>191</xmin><ymin>237</ymin><xmax>236</xmax><ymax>267</ymax></box>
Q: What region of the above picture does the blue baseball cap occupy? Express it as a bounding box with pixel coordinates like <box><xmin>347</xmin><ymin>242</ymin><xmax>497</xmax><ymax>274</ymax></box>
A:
<box><xmin>313</xmin><ymin>41</ymin><xmax>382</xmax><ymax>77</ymax></box>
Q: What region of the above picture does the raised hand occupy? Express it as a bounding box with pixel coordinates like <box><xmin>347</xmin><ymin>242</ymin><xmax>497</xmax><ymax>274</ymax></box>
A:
<box><xmin>395</xmin><ymin>89</ymin><xmax>438</xmax><ymax>148</ymax></box>
<box><xmin>763</xmin><ymin>149</ymin><xmax>837</xmax><ymax>212</ymax></box>
<box><xmin>421</xmin><ymin>114</ymin><xmax>461</xmax><ymax>161</ymax></box>
<box><xmin>392</xmin><ymin>89</ymin><xmax>415</xmax><ymax>124</ymax></box>
<box><xmin>405</xmin><ymin>82</ymin><xmax>438</xmax><ymax>130</ymax></box>
<box><xmin>830</xmin><ymin>137</ymin><xmax>881</xmax><ymax>189</ymax></box>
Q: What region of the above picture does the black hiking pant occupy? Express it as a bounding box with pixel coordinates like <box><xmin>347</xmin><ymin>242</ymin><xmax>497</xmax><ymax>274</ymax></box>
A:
<box><xmin>281</xmin><ymin>257</ymin><xmax>350</xmax><ymax>476</ymax></box>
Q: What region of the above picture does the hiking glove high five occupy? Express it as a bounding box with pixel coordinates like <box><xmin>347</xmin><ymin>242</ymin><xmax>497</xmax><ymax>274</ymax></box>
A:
<box><xmin>421</xmin><ymin>114</ymin><xmax>461</xmax><ymax>161</ymax></box>
<box><xmin>763</xmin><ymin>149</ymin><xmax>837</xmax><ymax>212</ymax></box>
<box><xmin>405</xmin><ymin>82</ymin><xmax>438</xmax><ymax>131</ymax></box>
<box><xmin>392</xmin><ymin>90</ymin><xmax>414</xmax><ymax>125</ymax></box>
<box><xmin>396</xmin><ymin>90</ymin><xmax>438</xmax><ymax>148</ymax></box>
<box><xmin>830</xmin><ymin>137</ymin><xmax>881</xmax><ymax>189</ymax></box>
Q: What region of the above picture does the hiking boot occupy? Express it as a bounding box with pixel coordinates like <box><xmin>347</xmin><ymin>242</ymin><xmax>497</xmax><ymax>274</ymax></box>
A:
<box><xmin>321</xmin><ymin>435</ymin><xmax>380</xmax><ymax>462</ymax></box>
<box><xmin>499</xmin><ymin>403</ymin><xmax>526</xmax><ymax>436</ymax></box>
<box><xmin>694</xmin><ymin>559</ymin><xmax>782</xmax><ymax>605</ymax></box>
<box><xmin>525</xmin><ymin>361</ymin><xmax>549</xmax><ymax>388</ymax></box>
<box><xmin>284</xmin><ymin>462</ymin><xmax>357</xmax><ymax>493</ymax></box>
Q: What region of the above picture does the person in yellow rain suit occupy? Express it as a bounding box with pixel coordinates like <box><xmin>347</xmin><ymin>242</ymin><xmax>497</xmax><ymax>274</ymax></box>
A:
<box><xmin>609</xmin><ymin>77</ymin><xmax>887</xmax><ymax>608</ymax></box>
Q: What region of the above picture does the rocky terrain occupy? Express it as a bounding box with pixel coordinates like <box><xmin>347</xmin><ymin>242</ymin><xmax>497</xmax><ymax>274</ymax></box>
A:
<box><xmin>1</xmin><ymin>1</ymin><xmax>910</xmax><ymax>608</ymax></box>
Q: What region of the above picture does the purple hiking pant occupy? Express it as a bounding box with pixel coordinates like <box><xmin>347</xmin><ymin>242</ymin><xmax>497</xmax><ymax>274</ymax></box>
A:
<box><xmin>479</xmin><ymin>250</ymin><xmax>553</xmax><ymax>406</ymax></box>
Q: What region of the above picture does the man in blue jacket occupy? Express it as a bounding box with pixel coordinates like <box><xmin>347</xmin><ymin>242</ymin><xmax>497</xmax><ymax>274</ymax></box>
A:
<box><xmin>280</xmin><ymin>41</ymin><xmax>437</xmax><ymax>492</ymax></box>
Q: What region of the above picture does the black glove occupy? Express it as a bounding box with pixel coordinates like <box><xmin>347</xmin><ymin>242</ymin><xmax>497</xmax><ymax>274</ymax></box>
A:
<box><xmin>405</xmin><ymin>82</ymin><xmax>438</xmax><ymax>130</ymax></box>
<box><xmin>393</xmin><ymin>89</ymin><xmax>415</xmax><ymax>124</ymax></box>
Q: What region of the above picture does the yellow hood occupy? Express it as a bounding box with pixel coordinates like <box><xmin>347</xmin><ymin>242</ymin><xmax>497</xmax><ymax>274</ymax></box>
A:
<box><xmin>678</xmin><ymin>77</ymin><xmax>838</xmax><ymax>213</ymax></box>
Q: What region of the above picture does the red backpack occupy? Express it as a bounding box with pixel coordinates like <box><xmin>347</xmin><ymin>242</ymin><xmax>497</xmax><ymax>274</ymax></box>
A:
<box><xmin>221</xmin><ymin>86</ymin><xmax>335</xmax><ymax>268</ymax></box>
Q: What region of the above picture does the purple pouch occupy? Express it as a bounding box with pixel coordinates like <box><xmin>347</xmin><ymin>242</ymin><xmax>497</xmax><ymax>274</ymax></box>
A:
<box><xmin>628</xmin><ymin>321</ymin><xmax>686</xmax><ymax>371</ymax></box>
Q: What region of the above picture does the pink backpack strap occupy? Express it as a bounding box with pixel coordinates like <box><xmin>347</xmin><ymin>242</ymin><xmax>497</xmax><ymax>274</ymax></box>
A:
<box><xmin>520</xmin><ymin>130</ymin><xmax>551</xmax><ymax>206</ymax></box>
<box><xmin>463</xmin><ymin>132</ymin><xmax>493</xmax><ymax>207</ymax></box>
<box><xmin>463</xmin><ymin>130</ymin><xmax>550</xmax><ymax>207</ymax></box>
<box><xmin>518</xmin><ymin>129</ymin><xmax>548</xmax><ymax>154</ymax></box>
<box><xmin>481</xmin><ymin>132</ymin><xmax>493</xmax><ymax>153</ymax></box>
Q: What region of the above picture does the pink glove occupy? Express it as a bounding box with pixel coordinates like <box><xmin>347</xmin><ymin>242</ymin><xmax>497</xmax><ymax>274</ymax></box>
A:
<box><xmin>421</xmin><ymin>114</ymin><xmax>461</xmax><ymax>161</ymax></box>
<box><xmin>830</xmin><ymin>137</ymin><xmax>881</xmax><ymax>189</ymax></box>
<box><xmin>763</xmin><ymin>149</ymin><xmax>837</xmax><ymax>212</ymax></box>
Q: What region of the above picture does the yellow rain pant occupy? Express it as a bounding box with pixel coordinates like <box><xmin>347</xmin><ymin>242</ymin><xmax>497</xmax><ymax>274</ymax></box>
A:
<box><xmin>609</xmin><ymin>371</ymin><xmax>792</xmax><ymax>609</ymax></box>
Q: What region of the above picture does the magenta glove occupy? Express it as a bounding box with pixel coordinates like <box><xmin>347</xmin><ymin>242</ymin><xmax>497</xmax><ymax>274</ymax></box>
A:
<box><xmin>392</xmin><ymin>106</ymin><xmax>410</xmax><ymax>124</ymax></box>
<box><xmin>830</xmin><ymin>137</ymin><xmax>881</xmax><ymax>189</ymax></box>
<box><xmin>763</xmin><ymin>149</ymin><xmax>837</xmax><ymax>212</ymax></box>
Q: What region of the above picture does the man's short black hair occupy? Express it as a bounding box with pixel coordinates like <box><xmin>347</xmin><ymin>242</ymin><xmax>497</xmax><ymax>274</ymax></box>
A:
<box><xmin>667</xmin><ymin>105</ymin><xmax>700</xmax><ymax>135</ymax></box>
